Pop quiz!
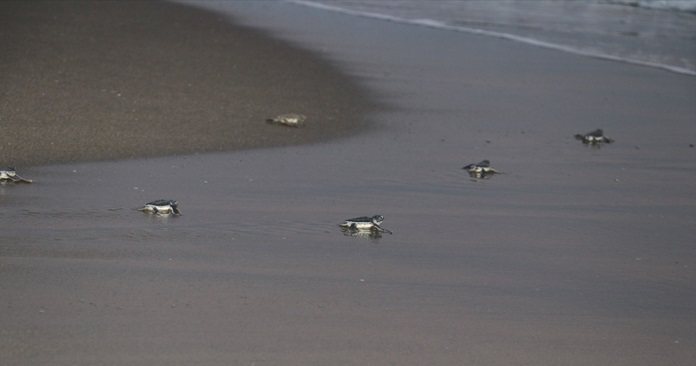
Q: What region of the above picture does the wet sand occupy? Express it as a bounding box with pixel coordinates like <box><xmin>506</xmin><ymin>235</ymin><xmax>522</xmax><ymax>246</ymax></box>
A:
<box><xmin>2</xmin><ymin>1</ymin><xmax>695</xmax><ymax>365</ymax></box>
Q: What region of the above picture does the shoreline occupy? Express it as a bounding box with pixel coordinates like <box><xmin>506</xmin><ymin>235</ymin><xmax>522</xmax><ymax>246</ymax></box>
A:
<box><xmin>0</xmin><ymin>0</ymin><xmax>374</xmax><ymax>167</ymax></box>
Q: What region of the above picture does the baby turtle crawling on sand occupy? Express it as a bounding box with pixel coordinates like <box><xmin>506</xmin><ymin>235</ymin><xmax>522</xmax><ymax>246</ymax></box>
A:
<box><xmin>462</xmin><ymin>160</ymin><xmax>499</xmax><ymax>178</ymax></box>
<box><xmin>138</xmin><ymin>199</ymin><xmax>181</xmax><ymax>215</ymax></box>
<box><xmin>575</xmin><ymin>129</ymin><xmax>614</xmax><ymax>145</ymax></box>
<box><xmin>266</xmin><ymin>113</ymin><xmax>306</xmax><ymax>127</ymax></box>
<box><xmin>0</xmin><ymin>167</ymin><xmax>33</xmax><ymax>183</ymax></box>
<box><xmin>339</xmin><ymin>215</ymin><xmax>393</xmax><ymax>234</ymax></box>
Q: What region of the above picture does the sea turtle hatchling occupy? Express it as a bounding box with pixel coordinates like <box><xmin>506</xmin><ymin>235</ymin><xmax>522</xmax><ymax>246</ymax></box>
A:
<box><xmin>339</xmin><ymin>215</ymin><xmax>393</xmax><ymax>234</ymax></box>
<box><xmin>266</xmin><ymin>113</ymin><xmax>306</xmax><ymax>127</ymax></box>
<box><xmin>138</xmin><ymin>199</ymin><xmax>181</xmax><ymax>215</ymax></box>
<box><xmin>0</xmin><ymin>167</ymin><xmax>33</xmax><ymax>183</ymax></box>
<box><xmin>462</xmin><ymin>160</ymin><xmax>499</xmax><ymax>178</ymax></box>
<box><xmin>574</xmin><ymin>129</ymin><xmax>614</xmax><ymax>144</ymax></box>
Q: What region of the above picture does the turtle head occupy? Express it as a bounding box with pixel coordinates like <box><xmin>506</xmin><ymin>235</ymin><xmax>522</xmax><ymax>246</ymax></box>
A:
<box><xmin>170</xmin><ymin>200</ymin><xmax>181</xmax><ymax>215</ymax></box>
<box><xmin>371</xmin><ymin>215</ymin><xmax>385</xmax><ymax>224</ymax></box>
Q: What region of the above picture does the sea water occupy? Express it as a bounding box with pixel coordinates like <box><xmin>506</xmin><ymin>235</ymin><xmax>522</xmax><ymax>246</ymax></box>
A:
<box><xmin>292</xmin><ymin>0</ymin><xmax>696</xmax><ymax>75</ymax></box>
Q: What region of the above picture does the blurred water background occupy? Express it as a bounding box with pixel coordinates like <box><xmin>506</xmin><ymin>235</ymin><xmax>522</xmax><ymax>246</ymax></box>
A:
<box><xmin>293</xmin><ymin>0</ymin><xmax>696</xmax><ymax>75</ymax></box>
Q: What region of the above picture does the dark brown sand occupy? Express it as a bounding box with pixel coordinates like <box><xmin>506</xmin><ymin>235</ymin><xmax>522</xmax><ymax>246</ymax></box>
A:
<box><xmin>0</xmin><ymin>0</ymin><xmax>371</xmax><ymax>167</ymax></box>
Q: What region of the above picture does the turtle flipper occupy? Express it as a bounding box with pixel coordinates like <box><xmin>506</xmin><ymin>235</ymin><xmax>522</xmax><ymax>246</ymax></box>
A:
<box><xmin>373</xmin><ymin>225</ymin><xmax>393</xmax><ymax>234</ymax></box>
<box><xmin>14</xmin><ymin>175</ymin><xmax>33</xmax><ymax>183</ymax></box>
<box><xmin>0</xmin><ymin>167</ymin><xmax>33</xmax><ymax>183</ymax></box>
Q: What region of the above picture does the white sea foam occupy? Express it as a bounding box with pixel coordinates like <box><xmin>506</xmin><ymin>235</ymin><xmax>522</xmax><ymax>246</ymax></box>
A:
<box><xmin>608</xmin><ymin>0</ymin><xmax>696</xmax><ymax>12</ymax></box>
<box><xmin>290</xmin><ymin>0</ymin><xmax>696</xmax><ymax>76</ymax></box>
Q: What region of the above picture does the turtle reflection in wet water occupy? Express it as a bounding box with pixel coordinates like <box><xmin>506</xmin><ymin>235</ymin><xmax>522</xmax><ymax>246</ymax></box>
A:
<box><xmin>341</xmin><ymin>227</ymin><xmax>387</xmax><ymax>239</ymax></box>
